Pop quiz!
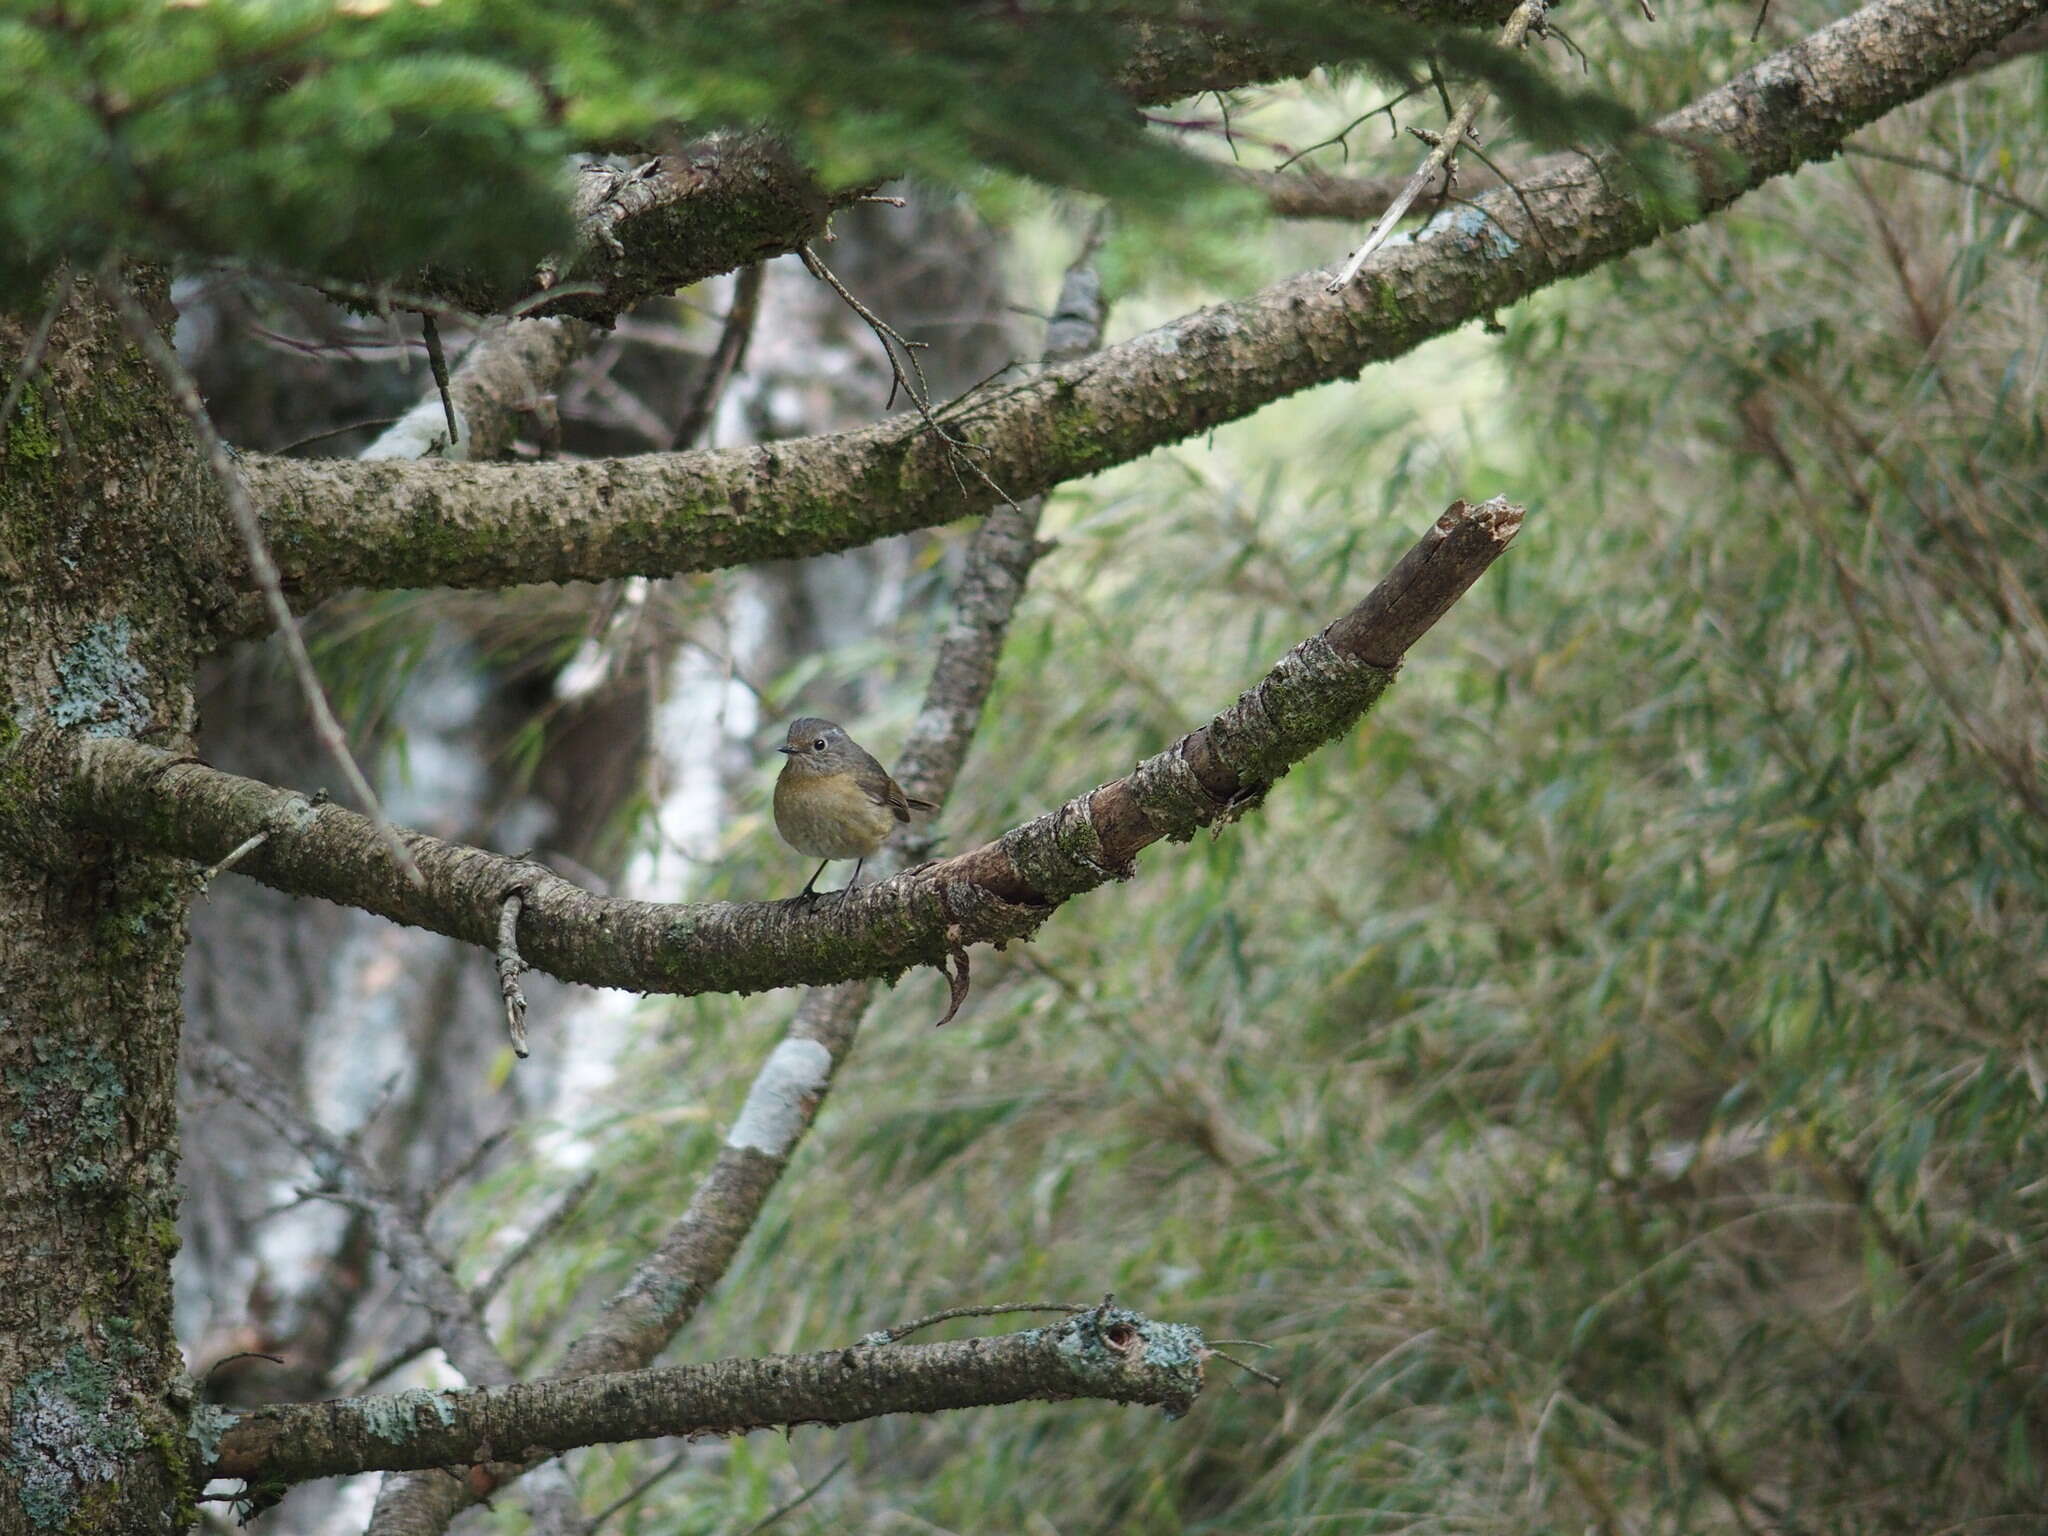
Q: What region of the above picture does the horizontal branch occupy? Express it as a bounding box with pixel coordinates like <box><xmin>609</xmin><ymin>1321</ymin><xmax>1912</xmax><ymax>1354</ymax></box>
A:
<box><xmin>242</xmin><ymin>0</ymin><xmax>2045</xmax><ymax>610</ymax></box>
<box><xmin>53</xmin><ymin>498</ymin><xmax>1518</xmax><ymax>1000</ymax></box>
<box><xmin>205</xmin><ymin>1309</ymin><xmax>1205</xmax><ymax>1487</ymax></box>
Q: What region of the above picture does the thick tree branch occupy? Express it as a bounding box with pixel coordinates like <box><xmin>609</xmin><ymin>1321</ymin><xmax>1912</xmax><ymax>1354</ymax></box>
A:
<box><xmin>56</xmin><ymin>498</ymin><xmax>1517</xmax><ymax>1002</ymax></box>
<box><xmin>1110</xmin><ymin>2</ymin><xmax>1505</xmax><ymax>102</ymax></box>
<box><xmin>239</xmin><ymin>0</ymin><xmax>2046</xmax><ymax>612</ymax></box>
<box><xmin>202</xmin><ymin>1309</ymin><xmax>1206</xmax><ymax>1488</ymax></box>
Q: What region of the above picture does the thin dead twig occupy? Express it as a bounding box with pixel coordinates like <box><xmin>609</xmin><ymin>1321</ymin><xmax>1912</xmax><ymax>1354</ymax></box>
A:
<box><xmin>1274</xmin><ymin>81</ymin><xmax>1428</xmax><ymax>171</ymax></box>
<box><xmin>1328</xmin><ymin>0</ymin><xmax>1550</xmax><ymax>290</ymax></box>
<box><xmin>101</xmin><ymin>271</ymin><xmax>425</xmax><ymax>887</ymax></box>
<box><xmin>734</xmin><ymin>1456</ymin><xmax>850</xmax><ymax>1536</ymax></box>
<box><xmin>196</xmin><ymin>829</ymin><xmax>269</xmax><ymax>890</ymax></box>
<box><xmin>858</xmin><ymin>1301</ymin><xmax>1087</xmax><ymax>1347</ymax></box>
<box><xmin>420</xmin><ymin>311</ymin><xmax>459</xmax><ymax>449</ymax></box>
<box><xmin>798</xmin><ymin>242</ymin><xmax>1018</xmax><ymax>512</ymax></box>
<box><xmin>1844</xmin><ymin>143</ymin><xmax>2048</xmax><ymax>226</ymax></box>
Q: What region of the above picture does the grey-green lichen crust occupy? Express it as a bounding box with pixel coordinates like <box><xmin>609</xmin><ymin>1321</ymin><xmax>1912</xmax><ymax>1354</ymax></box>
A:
<box><xmin>1041</xmin><ymin>1307</ymin><xmax>1208</xmax><ymax>1419</ymax></box>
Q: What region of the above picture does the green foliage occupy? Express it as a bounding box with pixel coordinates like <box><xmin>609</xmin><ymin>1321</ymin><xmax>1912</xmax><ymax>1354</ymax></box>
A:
<box><xmin>0</xmin><ymin>0</ymin><xmax>1620</xmax><ymax>307</ymax></box>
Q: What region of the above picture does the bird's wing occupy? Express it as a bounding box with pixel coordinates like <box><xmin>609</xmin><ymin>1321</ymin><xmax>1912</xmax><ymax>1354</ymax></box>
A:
<box><xmin>864</xmin><ymin>778</ymin><xmax>938</xmax><ymax>823</ymax></box>
<box><xmin>862</xmin><ymin>773</ymin><xmax>914</xmax><ymax>821</ymax></box>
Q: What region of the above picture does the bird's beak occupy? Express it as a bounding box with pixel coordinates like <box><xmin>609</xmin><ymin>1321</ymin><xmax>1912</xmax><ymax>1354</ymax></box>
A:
<box><xmin>775</xmin><ymin>745</ymin><xmax>795</xmax><ymax>754</ymax></box>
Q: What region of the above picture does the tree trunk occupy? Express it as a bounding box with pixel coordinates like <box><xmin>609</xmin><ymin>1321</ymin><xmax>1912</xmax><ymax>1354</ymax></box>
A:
<box><xmin>0</xmin><ymin>276</ymin><xmax>223</xmax><ymax>1534</ymax></box>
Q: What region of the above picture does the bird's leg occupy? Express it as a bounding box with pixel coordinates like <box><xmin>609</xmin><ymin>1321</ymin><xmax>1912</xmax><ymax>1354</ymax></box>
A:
<box><xmin>787</xmin><ymin>859</ymin><xmax>831</xmax><ymax>905</ymax></box>
<box><xmin>835</xmin><ymin>857</ymin><xmax>866</xmax><ymax>898</ymax></box>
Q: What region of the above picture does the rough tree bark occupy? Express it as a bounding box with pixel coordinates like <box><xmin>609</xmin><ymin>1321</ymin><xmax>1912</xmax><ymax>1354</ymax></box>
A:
<box><xmin>0</xmin><ymin>278</ymin><xmax>227</xmax><ymax>1532</ymax></box>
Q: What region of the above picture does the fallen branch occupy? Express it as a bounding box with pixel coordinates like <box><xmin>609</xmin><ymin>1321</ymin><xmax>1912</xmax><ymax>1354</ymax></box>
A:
<box><xmin>54</xmin><ymin>498</ymin><xmax>1520</xmax><ymax>1002</ymax></box>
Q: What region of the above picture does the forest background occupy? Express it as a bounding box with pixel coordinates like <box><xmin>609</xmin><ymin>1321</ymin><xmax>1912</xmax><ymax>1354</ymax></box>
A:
<box><xmin>3</xmin><ymin>0</ymin><xmax>2045</xmax><ymax>1532</ymax></box>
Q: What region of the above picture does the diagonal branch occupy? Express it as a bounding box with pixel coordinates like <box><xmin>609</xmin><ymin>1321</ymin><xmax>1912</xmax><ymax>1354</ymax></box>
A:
<box><xmin>55</xmin><ymin>497</ymin><xmax>1520</xmax><ymax>1002</ymax></box>
<box><xmin>236</xmin><ymin>0</ymin><xmax>2048</xmax><ymax>617</ymax></box>
<box><xmin>200</xmin><ymin>1309</ymin><xmax>1207</xmax><ymax>1489</ymax></box>
<box><xmin>189</xmin><ymin>1042</ymin><xmax>516</xmax><ymax>1392</ymax></box>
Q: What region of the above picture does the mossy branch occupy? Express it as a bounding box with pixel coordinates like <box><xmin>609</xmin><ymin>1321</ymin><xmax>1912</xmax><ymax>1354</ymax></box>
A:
<box><xmin>205</xmin><ymin>1310</ymin><xmax>1206</xmax><ymax>1489</ymax></box>
<box><xmin>43</xmin><ymin>498</ymin><xmax>1519</xmax><ymax>1004</ymax></box>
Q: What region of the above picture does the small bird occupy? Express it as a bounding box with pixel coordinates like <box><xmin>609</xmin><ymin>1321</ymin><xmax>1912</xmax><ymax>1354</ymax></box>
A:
<box><xmin>773</xmin><ymin>717</ymin><xmax>936</xmax><ymax>901</ymax></box>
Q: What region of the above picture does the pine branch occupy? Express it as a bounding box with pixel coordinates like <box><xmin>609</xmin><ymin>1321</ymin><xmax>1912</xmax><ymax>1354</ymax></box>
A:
<box><xmin>54</xmin><ymin>498</ymin><xmax>1520</xmax><ymax>1003</ymax></box>
<box><xmin>236</xmin><ymin>0</ymin><xmax>2048</xmax><ymax>618</ymax></box>
<box><xmin>399</xmin><ymin>9</ymin><xmax>1508</xmax><ymax>324</ymax></box>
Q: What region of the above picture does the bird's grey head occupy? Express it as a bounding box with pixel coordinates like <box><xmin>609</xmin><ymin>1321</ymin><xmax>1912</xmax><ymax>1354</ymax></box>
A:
<box><xmin>777</xmin><ymin>717</ymin><xmax>857</xmax><ymax>774</ymax></box>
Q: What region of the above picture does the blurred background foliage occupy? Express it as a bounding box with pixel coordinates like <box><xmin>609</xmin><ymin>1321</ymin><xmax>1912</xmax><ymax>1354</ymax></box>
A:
<box><xmin>156</xmin><ymin>0</ymin><xmax>2048</xmax><ymax>1531</ymax></box>
<box><xmin>463</xmin><ymin>43</ymin><xmax>2046</xmax><ymax>1536</ymax></box>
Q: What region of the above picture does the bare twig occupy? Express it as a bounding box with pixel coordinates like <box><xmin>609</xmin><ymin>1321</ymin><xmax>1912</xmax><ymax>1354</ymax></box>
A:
<box><xmin>735</xmin><ymin>1455</ymin><xmax>850</xmax><ymax>1536</ymax></box>
<box><xmin>190</xmin><ymin>1041</ymin><xmax>511</xmax><ymax>1387</ymax></box>
<box><xmin>588</xmin><ymin>1445</ymin><xmax>693</xmax><ymax>1531</ymax></box>
<box><xmin>1211</xmin><ymin>1348</ymin><xmax>1284</xmax><ymax>1389</ymax></box>
<box><xmin>353</xmin><ymin>1167</ymin><xmax>601</xmax><ymax>1393</ymax></box>
<box><xmin>421</xmin><ymin>311</ymin><xmax>459</xmax><ymax>447</ymax></box>
<box><xmin>100</xmin><ymin>271</ymin><xmax>425</xmax><ymax>887</ymax></box>
<box><xmin>797</xmin><ymin>242</ymin><xmax>1018</xmax><ymax>510</ymax></box>
<box><xmin>1274</xmin><ymin>82</ymin><xmax>1428</xmax><ymax>171</ymax></box>
<box><xmin>797</xmin><ymin>242</ymin><xmax>931</xmax><ymax>411</ymax></box>
<box><xmin>497</xmin><ymin>892</ymin><xmax>531</xmax><ymax>1059</ymax></box>
<box><xmin>1843</xmin><ymin>143</ymin><xmax>2048</xmax><ymax>225</ymax></box>
<box><xmin>196</xmin><ymin>829</ymin><xmax>269</xmax><ymax>890</ymax></box>
<box><xmin>859</xmin><ymin>1301</ymin><xmax>1088</xmax><ymax>1347</ymax></box>
<box><xmin>1328</xmin><ymin>0</ymin><xmax>1549</xmax><ymax>289</ymax></box>
<box><xmin>673</xmin><ymin>263</ymin><xmax>764</xmax><ymax>448</ymax></box>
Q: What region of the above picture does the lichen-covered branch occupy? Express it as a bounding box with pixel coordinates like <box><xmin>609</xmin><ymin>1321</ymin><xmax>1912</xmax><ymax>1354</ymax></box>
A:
<box><xmin>204</xmin><ymin>1309</ymin><xmax>1206</xmax><ymax>1488</ymax></box>
<box><xmin>52</xmin><ymin>498</ymin><xmax>1517</xmax><ymax>1004</ymax></box>
<box><xmin>240</xmin><ymin>0</ymin><xmax>2046</xmax><ymax>612</ymax></box>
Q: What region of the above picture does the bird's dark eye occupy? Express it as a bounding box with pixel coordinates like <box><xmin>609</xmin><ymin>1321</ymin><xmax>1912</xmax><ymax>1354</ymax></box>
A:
<box><xmin>813</xmin><ymin>737</ymin><xmax>827</xmax><ymax>751</ymax></box>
